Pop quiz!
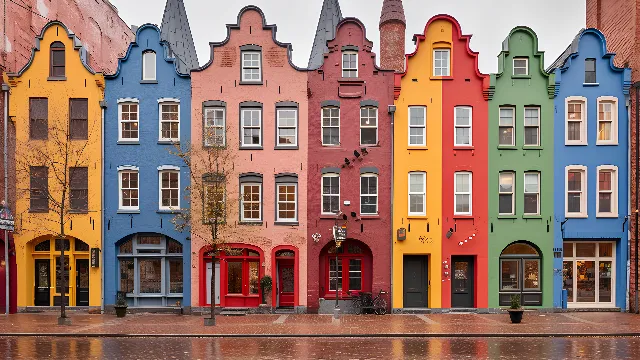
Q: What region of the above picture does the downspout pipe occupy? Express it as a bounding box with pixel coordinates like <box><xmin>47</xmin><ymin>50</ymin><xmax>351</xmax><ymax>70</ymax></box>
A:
<box><xmin>2</xmin><ymin>82</ymin><xmax>9</xmax><ymax>316</ymax></box>
<box><xmin>628</xmin><ymin>91</ymin><xmax>632</xmax><ymax>312</ymax></box>
<box><xmin>634</xmin><ymin>82</ymin><xmax>640</xmax><ymax>314</ymax></box>
<box><xmin>388</xmin><ymin>104</ymin><xmax>396</xmax><ymax>310</ymax></box>
<box><xmin>100</xmin><ymin>100</ymin><xmax>106</xmax><ymax>313</ymax></box>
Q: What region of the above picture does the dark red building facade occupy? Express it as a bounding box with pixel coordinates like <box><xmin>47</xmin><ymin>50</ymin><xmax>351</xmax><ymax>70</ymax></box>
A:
<box><xmin>306</xmin><ymin>18</ymin><xmax>395</xmax><ymax>313</ymax></box>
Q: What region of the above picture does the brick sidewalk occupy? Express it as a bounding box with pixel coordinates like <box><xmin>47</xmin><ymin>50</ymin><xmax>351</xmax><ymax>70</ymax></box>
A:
<box><xmin>0</xmin><ymin>312</ymin><xmax>639</xmax><ymax>336</ymax></box>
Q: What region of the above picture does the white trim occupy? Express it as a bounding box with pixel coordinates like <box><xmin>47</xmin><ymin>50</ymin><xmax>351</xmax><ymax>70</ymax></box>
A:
<box><xmin>117</xmin><ymin>98</ymin><xmax>139</xmax><ymax>103</ymax></box>
<box><xmin>204</xmin><ymin>107</ymin><xmax>226</xmax><ymax>147</ymax></box>
<box><xmin>158</xmin><ymin>101</ymin><xmax>180</xmax><ymax>142</ymax></box>
<box><xmin>240</xmin><ymin>183</ymin><xmax>262</xmax><ymax>221</ymax></box>
<box><xmin>158</xmin><ymin>170</ymin><xmax>180</xmax><ymax>210</ymax></box>
<box><xmin>342</xmin><ymin>51</ymin><xmax>358</xmax><ymax>78</ymax></box>
<box><xmin>523</xmin><ymin>172</ymin><xmax>541</xmax><ymax>215</ymax></box>
<box><xmin>359</xmin><ymin>173</ymin><xmax>378</xmax><ymax>215</ymax></box>
<box><xmin>596</xmin><ymin>165</ymin><xmax>618</xmax><ymax>217</ymax></box>
<box><xmin>433</xmin><ymin>49</ymin><xmax>450</xmax><ymax>76</ymax></box>
<box><xmin>408</xmin><ymin>172</ymin><xmax>426</xmax><ymax>216</ymax></box>
<box><xmin>321</xmin><ymin>173</ymin><xmax>340</xmax><ymax>215</ymax></box>
<box><xmin>241</xmin><ymin>109</ymin><xmax>262</xmax><ymax>147</ymax></box>
<box><xmin>241</xmin><ymin>51</ymin><xmax>262</xmax><ymax>82</ymax></box>
<box><xmin>454</xmin><ymin>172</ymin><xmax>472</xmax><ymax>215</ymax></box>
<box><xmin>498</xmin><ymin>171</ymin><xmax>515</xmax><ymax>215</ymax></box>
<box><xmin>565</xmin><ymin>96</ymin><xmax>588</xmax><ymax>145</ymax></box>
<box><xmin>157</xmin><ymin>98</ymin><xmax>181</xmax><ymax>103</ymax></box>
<box><xmin>596</xmin><ymin>96</ymin><xmax>619</xmax><ymax>145</ymax></box>
<box><xmin>454</xmin><ymin>106</ymin><xmax>472</xmax><ymax>147</ymax></box>
<box><xmin>360</xmin><ymin>106</ymin><xmax>378</xmax><ymax>146</ymax></box>
<box><xmin>157</xmin><ymin>165</ymin><xmax>180</xmax><ymax>171</ymax></box>
<box><xmin>277</xmin><ymin>108</ymin><xmax>298</xmax><ymax>147</ymax></box>
<box><xmin>408</xmin><ymin>106</ymin><xmax>426</xmax><ymax>146</ymax></box>
<box><xmin>565</xmin><ymin>165</ymin><xmax>588</xmax><ymax>218</ymax></box>
<box><xmin>498</xmin><ymin>107</ymin><xmax>515</xmax><ymax>146</ymax></box>
<box><xmin>117</xmin><ymin>165</ymin><xmax>139</xmax><ymax>171</ymax></box>
<box><xmin>118</xmin><ymin>102</ymin><xmax>140</xmax><ymax>142</ymax></box>
<box><xmin>513</xmin><ymin>57</ymin><xmax>528</xmax><ymax>76</ymax></box>
<box><xmin>276</xmin><ymin>183</ymin><xmax>297</xmax><ymax>222</ymax></box>
<box><xmin>118</xmin><ymin>169</ymin><xmax>140</xmax><ymax>211</ymax></box>
<box><xmin>563</xmin><ymin>241</ymin><xmax>616</xmax><ymax>307</ymax></box>
<box><xmin>523</xmin><ymin>107</ymin><xmax>540</xmax><ymax>146</ymax></box>
<box><xmin>142</xmin><ymin>51</ymin><xmax>156</xmax><ymax>81</ymax></box>
<box><xmin>321</xmin><ymin>106</ymin><xmax>340</xmax><ymax>146</ymax></box>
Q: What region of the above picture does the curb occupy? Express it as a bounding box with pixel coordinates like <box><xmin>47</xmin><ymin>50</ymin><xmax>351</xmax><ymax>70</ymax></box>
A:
<box><xmin>0</xmin><ymin>333</ymin><xmax>639</xmax><ymax>338</ymax></box>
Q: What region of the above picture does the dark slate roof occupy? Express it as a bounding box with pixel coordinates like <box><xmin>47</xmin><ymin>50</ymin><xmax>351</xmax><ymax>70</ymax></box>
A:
<box><xmin>546</xmin><ymin>29</ymin><xmax>584</xmax><ymax>73</ymax></box>
<box><xmin>308</xmin><ymin>0</ymin><xmax>343</xmax><ymax>70</ymax></box>
<box><xmin>160</xmin><ymin>0</ymin><xmax>199</xmax><ymax>74</ymax></box>
<box><xmin>380</xmin><ymin>0</ymin><xmax>406</xmax><ymax>26</ymax></box>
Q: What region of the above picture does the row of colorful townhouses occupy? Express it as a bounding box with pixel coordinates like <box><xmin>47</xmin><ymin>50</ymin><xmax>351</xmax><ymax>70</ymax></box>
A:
<box><xmin>0</xmin><ymin>0</ymin><xmax>637</xmax><ymax>314</ymax></box>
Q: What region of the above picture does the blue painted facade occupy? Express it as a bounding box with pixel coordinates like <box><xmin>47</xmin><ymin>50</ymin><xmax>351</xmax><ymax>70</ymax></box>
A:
<box><xmin>104</xmin><ymin>24</ymin><xmax>191</xmax><ymax>308</ymax></box>
<box><xmin>552</xmin><ymin>29</ymin><xmax>631</xmax><ymax>309</ymax></box>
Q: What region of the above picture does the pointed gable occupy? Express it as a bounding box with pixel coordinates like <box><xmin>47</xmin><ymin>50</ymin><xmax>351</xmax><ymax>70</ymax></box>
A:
<box><xmin>160</xmin><ymin>0</ymin><xmax>199</xmax><ymax>74</ymax></box>
<box><xmin>308</xmin><ymin>0</ymin><xmax>343</xmax><ymax>70</ymax></box>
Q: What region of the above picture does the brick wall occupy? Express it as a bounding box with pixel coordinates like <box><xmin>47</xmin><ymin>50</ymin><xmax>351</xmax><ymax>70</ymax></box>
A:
<box><xmin>587</xmin><ymin>0</ymin><xmax>639</xmax><ymax>312</ymax></box>
<box><xmin>379</xmin><ymin>21</ymin><xmax>405</xmax><ymax>72</ymax></box>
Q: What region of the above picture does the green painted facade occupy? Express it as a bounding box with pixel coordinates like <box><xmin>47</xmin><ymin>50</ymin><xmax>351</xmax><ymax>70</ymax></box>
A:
<box><xmin>487</xmin><ymin>27</ymin><xmax>556</xmax><ymax>308</ymax></box>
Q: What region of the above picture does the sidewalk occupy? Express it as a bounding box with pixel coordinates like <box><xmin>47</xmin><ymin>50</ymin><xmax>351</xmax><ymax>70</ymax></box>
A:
<box><xmin>0</xmin><ymin>312</ymin><xmax>639</xmax><ymax>337</ymax></box>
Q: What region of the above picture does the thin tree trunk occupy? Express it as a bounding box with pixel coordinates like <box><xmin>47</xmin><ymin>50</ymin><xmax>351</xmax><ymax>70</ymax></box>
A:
<box><xmin>59</xmin><ymin>140</ymin><xmax>69</xmax><ymax>319</ymax></box>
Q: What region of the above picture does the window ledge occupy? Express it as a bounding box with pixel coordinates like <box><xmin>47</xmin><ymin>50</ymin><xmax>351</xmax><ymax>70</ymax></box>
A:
<box><xmin>274</xmin><ymin>221</ymin><xmax>299</xmax><ymax>226</ymax></box>
<box><xmin>583</xmin><ymin>83</ymin><xmax>599</xmax><ymax>86</ymax></box>
<box><xmin>453</xmin><ymin>146</ymin><xmax>474</xmax><ymax>150</ymax></box>
<box><xmin>360</xmin><ymin>144</ymin><xmax>380</xmax><ymax>148</ymax></box>
<box><xmin>140</xmin><ymin>80</ymin><xmax>158</xmax><ymax>84</ymax></box>
<box><xmin>157</xmin><ymin>210</ymin><xmax>181</xmax><ymax>214</ymax></box>
<box><xmin>338</xmin><ymin>77</ymin><xmax>364</xmax><ymax>83</ymax></box>
<box><xmin>320</xmin><ymin>215</ymin><xmax>340</xmax><ymax>219</ymax></box>
<box><xmin>68</xmin><ymin>210</ymin><xmax>88</xmax><ymax>214</ymax></box>
<box><xmin>453</xmin><ymin>215</ymin><xmax>473</xmax><ymax>219</ymax></box>
<box><xmin>239</xmin><ymin>221</ymin><xmax>263</xmax><ymax>226</ymax></box>
<box><xmin>406</xmin><ymin>215</ymin><xmax>427</xmax><ymax>219</ymax></box>
<box><xmin>497</xmin><ymin>215</ymin><xmax>517</xmax><ymax>219</ymax></box>
<box><xmin>47</xmin><ymin>76</ymin><xmax>67</xmax><ymax>81</ymax></box>
<box><xmin>360</xmin><ymin>215</ymin><xmax>380</xmax><ymax>220</ymax></box>
<box><xmin>596</xmin><ymin>213</ymin><xmax>619</xmax><ymax>218</ymax></box>
<box><xmin>497</xmin><ymin>146</ymin><xmax>517</xmax><ymax>150</ymax></box>
<box><xmin>565</xmin><ymin>142</ymin><xmax>587</xmax><ymax>146</ymax></box>
<box><xmin>429</xmin><ymin>76</ymin><xmax>454</xmax><ymax>81</ymax></box>
<box><xmin>322</xmin><ymin>144</ymin><xmax>342</xmax><ymax>148</ymax></box>
<box><xmin>596</xmin><ymin>142</ymin><xmax>619</xmax><ymax>146</ymax></box>
<box><xmin>239</xmin><ymin>81</ymin><xmax>264</xmax><ymax>85</ymax></box>
<box><xmin>240</xmin><ymin>146</ymin><xmax>263</xmax><ymax>151</ymax></box>
<box><xmin>117</xmin><ymin>209</ymin><xmax>140</xmax><ymax>214</ymax></box>
<box><xmin>523</xmin><ymin>146</ymin><xmax>543</xmax><ymax>150</ymax></box>
<box><xmin>407</xmin><ymin>146</ymin><xmax>428</xmax><ymax>151</ymax></box>
<box><xmin>565</xmin><ymin>214</ymin><xmax>588</xmax><ymax>219</ymax></box>
<box><xmin>158</xmin><ymin>140</ymin><xmax>180</xmax><ymax>145</ymax></box>
<box><xmin>29</xmin><ymin>209</ymin><xmax>49</xmax><ymax>213</ymax></box>
<box><xmin>523</xmin><ymin>215</ymin><xmax>542</xmax><ymax>219</ymax></box>
<box><xmin>511</xmin><ymin>75</ymin><xmax>531</xmax><ymax>79</ymax></box>
<box><xmin>117</xmin><ymin>140</ymin><xmax>140</xmax><ymax>145</ymax></box>
<box><xmin>274</xmin><ymin>146</ymin><xmax>299</xmax><ymax>150</ymax></box>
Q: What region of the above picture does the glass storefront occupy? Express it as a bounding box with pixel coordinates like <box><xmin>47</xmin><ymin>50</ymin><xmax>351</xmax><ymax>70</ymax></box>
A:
<box><xmin>562</xmin><ymin>241</ymin><xmax>614</xmax><ymax>307</ymax></box>
<box><xmin>498</xmin><ymin>242</ymin><xmax>542</xmax><ymax>306</ymax></box>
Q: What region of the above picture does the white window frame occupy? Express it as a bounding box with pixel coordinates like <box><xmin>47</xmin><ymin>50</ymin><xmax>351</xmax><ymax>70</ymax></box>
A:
<box><xmin>524</xmin><ymin>107</ymin><xmax>540</xmax><ymax>146</ymax></box>
<box><xmin>204</xmin><ymin>107</ymin><xmax>226</xmax><ymax>147</ymax></box>
<box><xmin>499</xmin><ymin>107</ymin><xmax>515</xmax><ymax>146</ymax></box>
<box><xmin>321</xmin><ymin>173</ymin><xmax>340</xmax><ymax>215</ymax></box>
<box><xmin>563</xmin><ymin>241</ymin><xmax>616</xmax><ymax>307</ymax></box>
<box><xmin>596</xmin><ymin>165</ymin><xmax>618</xmax><ymax>217</ymax></box>
<box><xmin>565</xmin><ymin>96</ymin><xmax>587</xmax><ymax>145</ymax></box>
<box><xmin>565</xmin><ymin>165</ymin><xmax>587</xmax><ymax>218</ymax></box>
<box><xmin>342</xmin><ymin>52</ymin><xmax>358</xmax><ymax>78</ymax></box>
<box><xmin>117</xmin><ymin>98</ymin><xmax>139</xmax><ymax>142</ymax></box>
<box><xmin>433</xmin><ymin>49</ymin><xmax>450</xmax><ymax>76</ymax></box>
<box><xmin>360</xmin><ymin>173</ymin><xmax>378</xmax><ymax>215</ymax></box>
<box><xmin>454</xmin><ymin>172</ymin><xmax>472</xmax><ymax>215</ymax></box>
<box><xmin>241</xmin><ymin>109</ymin><xmax>262</xmax><ymax>147</ymax></box>
<box><xmin>454</xmin><ymin>106</ymin><xmax>472</xmax><ymax>147</ymax></box>
<box><xmin>360</xmin><ymin>106</ymin><xmax>378</xmax><ymax>146</ymax></box>
<box><xmin>276</xmin><ymin>183</ymin><xmax>297</xmax><ymax>222</ymax></box>
<box><xmin>241</xmin><ymin>51</ymin><xmax>261</xmax><ymax>82</ymax></box>
<box><xmin>523</xmin><ymin>172</ymin><xmax>540</xmax><ymax>215</ymax></box>
<box><xmin>158</xmin><ymin>98</ymin><xmax>180</xmax><ymax>142</ymax></box>
<box><xmin>596</xmin><ymin>96</ymin><xmax>618</xmax><ymax>145</ymax></box>
<box><xmin>142</xmin><ymin>51</ymin><xmax>156</xmax><ymax>81</ymax></box>
<box><xmin>321</xmin><ymin>107</ymin><xmax>340</xmax><ymax>146</ymax></box>
<box><xmin>513</xmin><ymin>57</ymin><xmax>528</xmax><ymax>76</ymax></box>
<box><xmin>118</xmin><ymin>165</ymin><xmax>139</xmax><ymax>211</ymax></box>
<box><xmin>240</xmin><ymin>183</ymin><xmax>262</xmax><ymax>222</ymax></box>
<box><xmin>158</xmin><ymin>166</ymin><xmax>180</xmax><ymax>210</ymax></box>
<box><xmin>408</xmin><ymin>172</ymin><xmax>426</xmax><ymax>216</ymax></box>
<box><xmin>498</xmin><ymin>172</ymin><xmax>515</xmax><ymax>215</ymax></box>
<box><xmin>277</xmin><ymin>108</ymin><xmax>298</xmax><ymax>147</ymax></box>
<box><xmin>408</xmin><ymin>106</ymin><xmax>426</xmax><ymax>146</ymax></box>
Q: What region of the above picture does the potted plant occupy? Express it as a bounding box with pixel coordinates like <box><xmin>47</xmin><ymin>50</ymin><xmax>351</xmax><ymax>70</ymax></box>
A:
<box><xmin>114</xmin><ymin>292</ymin><xmax>128</xmax><ymax>318</ymax></box>
<box><xmin>507</xmin><ymin>294</ymin><xmax>524</xmax><ymax>323</ymax></box>
<box><xmin>260</xmin><ymin>275</ymin><xmax>273</xmax><ymax>305</ymax></box>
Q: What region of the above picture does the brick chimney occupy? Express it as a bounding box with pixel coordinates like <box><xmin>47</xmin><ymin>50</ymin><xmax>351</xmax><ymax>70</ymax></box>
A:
<box><xmin>379</xmin><ymin>0</ymin><xmax>406</xmax><ymax>72</ymax></box>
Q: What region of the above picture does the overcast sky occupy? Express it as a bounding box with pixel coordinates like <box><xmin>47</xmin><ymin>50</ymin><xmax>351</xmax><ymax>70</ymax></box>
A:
<box><xmin>109</xmin><ymin>0</ymin><xmax>586</xmax><ymax>73</ymax></box>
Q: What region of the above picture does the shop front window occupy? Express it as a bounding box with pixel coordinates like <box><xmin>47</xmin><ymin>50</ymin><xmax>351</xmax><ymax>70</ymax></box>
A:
<box><xmin>563</xmin><ymin>241</ymin><xmax>615</xmax><ymax>306</ymax></box>
<box><xmin>215</xmin><ymin>247</ymin><xmax>262</xmax><ymax>300</ymax></box>
<box><xmin>499</xmin><ymin>242</ymin><xmax>542</xmax><ymax>306</ymax></box>
<box><xmin>323</xmin><ymin>240</ymin><xmax>371</xmax><ymax>298</ymax></box>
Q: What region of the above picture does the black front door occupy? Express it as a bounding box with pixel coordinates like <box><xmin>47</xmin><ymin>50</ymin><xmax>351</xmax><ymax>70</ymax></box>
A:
<box><xmin>34</xmin><ymin>259</ymin><xmax>50</xmax><ymax>306</ymax></box>
<box><xmin>451</xmin><ymin>256</ymin><xmax>474</xmax><ymax>308</ymax></box>
<box><xmin>403</xmin><ymin>255</ymin><xmax>428</xmax><ymax>308</ymax></box>
<box><xmin>76</xmin><ymin>259</ymin><xmax>89</xmax><ymax>306</ymax></box>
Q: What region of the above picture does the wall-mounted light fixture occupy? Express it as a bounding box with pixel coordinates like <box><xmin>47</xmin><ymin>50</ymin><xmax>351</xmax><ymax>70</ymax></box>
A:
<box><xmin>445</xmin><ymin>228</ymin><xmax>453</xmax><ymax>239</ymax></box>
<box><xmin>354</xmin><ymin>150</ymin><xmax>361</xmax><ymax>159</ymax></box>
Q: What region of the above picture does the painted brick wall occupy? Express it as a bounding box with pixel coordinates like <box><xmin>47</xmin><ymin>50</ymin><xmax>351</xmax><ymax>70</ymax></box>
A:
<box><xmin>379</xmin><ymin>21</ymin><xmax>405</xmax><ymax>72</ymax></box>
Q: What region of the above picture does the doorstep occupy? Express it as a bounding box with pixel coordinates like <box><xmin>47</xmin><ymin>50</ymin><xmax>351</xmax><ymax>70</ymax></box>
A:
<box><xmin>19</xmin><ymin>306</ymin><xmax>101</xmax><ymax>314</ymax></box>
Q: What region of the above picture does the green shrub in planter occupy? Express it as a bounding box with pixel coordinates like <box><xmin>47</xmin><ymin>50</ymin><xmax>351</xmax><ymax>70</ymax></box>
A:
<box><xmin>260</xmin><ymin>276</ymin><xmax>273</xmax><ymax>304</ymax></box>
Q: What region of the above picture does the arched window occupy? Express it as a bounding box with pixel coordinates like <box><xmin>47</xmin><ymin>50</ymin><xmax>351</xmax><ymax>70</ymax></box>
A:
<box><xmin>50</xmin><ymin>41</ymin><xmax>65</xmax><ymax>77</ymax></box>
<box><xmin>142</xmin><ymin>51</ymin><xmax>156</xmax><ymax>81</ymax></box>
<box><xmin>499</xmin><ymin>242</ymin><xmax>542</xmax><ymax>306</ymax></box>
<box><xmin>321</xmin><ymin>240</ymin><xmax>372</xmax><ymax>299</ymax></box>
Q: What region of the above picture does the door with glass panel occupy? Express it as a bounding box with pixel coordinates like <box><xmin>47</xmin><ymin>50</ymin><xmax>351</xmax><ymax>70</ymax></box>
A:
<box><xmin>499</xmin><ymin>242</ymin><xmax>542</xmax><ymax>306</ymax></box>
<box><xmin>562</xmin><ymin>242</ymin><xmax>615</xmax><ymax>307</ymax></box>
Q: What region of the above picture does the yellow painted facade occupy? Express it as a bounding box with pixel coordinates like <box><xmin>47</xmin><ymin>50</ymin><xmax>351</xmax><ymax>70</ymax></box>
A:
<box><xmin>6</xmin><ymin>22</ymin><xmax>104</xmax><ymax>307</ymax></box>
<box><xmin>392</xmin><ymin>19</ymin><xmax>454</xmax><ymax>309</ymax></box>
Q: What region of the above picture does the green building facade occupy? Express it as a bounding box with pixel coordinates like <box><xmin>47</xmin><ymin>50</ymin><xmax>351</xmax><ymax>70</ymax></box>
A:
<box><xmin>487</xmin><ymin>27</ymin><xmax>556</xmax><ymax>308</ymax></box>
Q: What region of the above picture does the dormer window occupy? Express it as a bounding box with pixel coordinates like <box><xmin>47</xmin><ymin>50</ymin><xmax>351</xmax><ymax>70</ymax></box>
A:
<box><xmin>50</xmin><ymin>41</ymin><xmax>65</xmax><ymax>78</ymax></box>
<box><xmin>433</xmin><ymin>49</ymin><xmax>450</xmax><ymax>76</ymax></box>
<box><xmin>142</xmin><ymin>51</ymin><xmax>156</xmax><ymax>81</ymax></box>
<box><xmin>342</xmin><ymin>52</ymin><xmax>358</xmax><ymax>78</ymax></box>
<box><xmin>585</xmin><ymin>59</ymin><xmax>596</xmax><ymax>84</ymax></box>
<box><xmin>241</xmin><ymin>49</ymin><xmax>262</xmax><ymax>83</ymax></box>
<box><xmin>513</xmin><ymin>57</ymin><xmax>528</xmax><ymax>76</ymax></box>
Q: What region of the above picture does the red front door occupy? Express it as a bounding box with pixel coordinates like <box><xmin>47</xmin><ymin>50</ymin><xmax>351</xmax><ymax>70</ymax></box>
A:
<box><xmin>278</xmin><ymin>261</ymin><xmax>295</xmax><ymax>307</ymax></box>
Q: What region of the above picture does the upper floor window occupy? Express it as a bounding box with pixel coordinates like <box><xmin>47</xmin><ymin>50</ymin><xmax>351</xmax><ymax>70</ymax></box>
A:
<box><xmin>159</xmin><ymin>169</ymin><xmax>180</xmax><ymax>210</ymax></box>
<box><xmin>566</xmin><ymin>166</ymin><xmax>587</xmax><ymax>217</ymax></box>
<box><xmin>70</xmin><ymin>99</ymin><xmax>88</xmax><ymax>140</ymax></box>
<box><xmin>499</xmin><ymin>107</ymin><xmax>515</xmax><ymax>146</ymax></box>
<box><xmin>360</xmin><ymin>174</ymin><xmax>378</xmax><ymax>215</ymax></box>
<box><xmin>322</xmin><ymin>173</ymin><xmax>340</xmax><ymax>215</ymax></box>
<box><xmin>275</xmin><ymin>174</ymin><xmax>298</xmax><ymax>223</ymax></box>
<box><xmin>597</xmin><ymin>166</ymin><xmax>618</xmax><ymax>217</ymax></box>
<box><xmin>524</xmin><ymin>172</ymin><xmax>540</xmax><ymax>215</ymax></box>
<box><xmin>50</xmin><ymin>41</ymin><xmax>65</xmax><ymax>77</ymax></box>
<box><xmin>454</xmin><ymin>107</ymin><xmax>472</xmax><ymax>146</ymax></box>
<box><xmin>566</xmin><ymin>98</ymin><xmax>586</xmax><ymax>145</ymax></box>
<box><xmin>119</xmin><ymin>101</ymin><xmax>139</xmax><ymax>141</ymax></box>
<box><xmin>433</xmin><ymin>49</ymin><xmax>450</xmax><ymax>76</ymax></box>
<box><xmin>597</xmin><ymin>97</ymin><xmax>618</xmax><ymax>145</ymax></box>
<box><xmin>241</xmin><ymin>108</ymin><xmax>262</xmax><ymax>148</ymax></box>
<box><xmin>159</xmin><ymin>101</ymin><xmax>180</xmax><ymax>142</ymax></box>
<box><xmin>322</xmin><ymin>107</ymin><xmax>340</xmax><ymax>146</ymax></box>
<box><xmin>454</xmin><ymin>172</ymin><xmax>472</xmax><ymax>215</ymax></box>
<box><xmin>524</xmin><ymin>107</ymin><xmax>540</xmax><ymax>146</ymax></box>
<box><xmin>29</xmin><ymin>98</ymin><xmax>48</xmax><ymax>140</ymax></box>
<box><xmin>204</xmin><ymin>107</ymin><xmax>225</xmax><ymax>147</ymax></box>
<box><xmin>585</xmin><ymin>59</ymin><xmax>596</xmax><ymax>84</ymax></box>
<box><xmin>70</xmin><ymin>167</ymin><xmax>88</xmax><ymax>212</ymax></box>
<box><xmin>513</xmin><ymin>57</ymin><xmax>528</xmax><ymax>76</ymax></box>
<box><xmin>30</xmin><ymin>166</ymin><xmax>49</xmax><ymax>212</ymax></box>
<box><xmin>342</xmin><ymin>52</ymin><xmax>358</xmax><ymax>78</ymax></box>
<box><xmin>203</xmin><ymin>174</ymin><xmax>226</xmax><ymax>224</ymax></box>
<box><xmin>409</xmin><ymin>106</ymin><xmax>426</xmax><ymax>146</ymax></box>
<box><xmin>119</xmin><ymin>168</ymin><xmax>139</xmax><ymax>211</ymax></box>
<box><xmin>242</xmin><ymin>51</ymin><xmax>262</xmax><ymax>82</ymax></box>
<box><xmin>240</xmin><ymin>180</ymin><xmax>262</xmax><ymax>222</ymax></box>
<box><xmin>360</xmin><ymin>107</ymin><xmax>378</xmax><ymax>145</ymax></box>
<box><xmin>499</xmin><ymin>172</ymin><xmax>515</xmax><ymax>215</ymax></box>
<box><xmin>277</xmin><ymin>108</ymin><xmax>298</xmax><ymax>147</ymax></box>
<box><xmin>408</xmin><ymin>172</ymin><xmax>426</xmax><ymax>216</ymax></box>
<box><xmin>142</xmin><ymin>51</ymin><xmax>156</xmax><ymax>81</ymax></box>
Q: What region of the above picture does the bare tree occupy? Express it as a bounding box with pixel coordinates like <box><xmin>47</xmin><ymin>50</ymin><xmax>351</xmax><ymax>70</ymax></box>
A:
<box><xmin>14</xmin><ymin>94</ymin><xmax>98</xmax><ymax>324</ymax></box>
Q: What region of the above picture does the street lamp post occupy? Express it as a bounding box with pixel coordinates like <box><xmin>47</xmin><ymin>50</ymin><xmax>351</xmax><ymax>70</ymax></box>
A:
<box><xmin>0</xmin><ymin>201</ymin><xmax>15</xmax><ymax>316</ymax></box>
<box><xmin>332</xmin><ymin>214</ymin><xmax>347</xmax><ymax>317</ymax></box>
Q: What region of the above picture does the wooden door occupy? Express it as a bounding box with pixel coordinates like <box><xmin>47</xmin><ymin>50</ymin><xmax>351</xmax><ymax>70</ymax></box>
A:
<box><xmin>451</xmin><ymin>256</ymin><xmax>474</xmax><ymax>308</ymax></box>
<box><xmin>76</xmin><ymin>259</ymin><xmax>89</xmax><ymax>306</ymax></box>
<box><xmin>278</xmin><ymin>260</ymin><xmax>295</xmax><ymax>307</ymax></box>
<box><xmin>403</xmin><ymin>255</ymin><xmax>428</xmax><ymax>308</ymax></box>
<box><xmin>34</xmin><ymin>259</ymin><xmax>50</xmax><ymax>306</ymax></box>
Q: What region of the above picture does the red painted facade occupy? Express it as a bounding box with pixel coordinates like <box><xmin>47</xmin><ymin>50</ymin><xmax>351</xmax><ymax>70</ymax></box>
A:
<box><xmin>437</xmin><ymin>15</ymin><xmax>489</xmax><ymax>308</ymax></box>
<box><xmin>0</xmin><ymin>235</ymin><xmax>17</xmax><ymax>314</ymax></box>
<box><xmin>307</xmin><ymin>18</ymin><xmax>394</xmax><ymax>313</ymax></box>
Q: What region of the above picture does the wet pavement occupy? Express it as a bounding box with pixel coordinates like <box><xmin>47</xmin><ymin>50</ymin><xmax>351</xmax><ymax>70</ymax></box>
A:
<box><xmin>0</xmin><ymin>336</ymin><xmax>639</xmax><ymax>359</ymax></box>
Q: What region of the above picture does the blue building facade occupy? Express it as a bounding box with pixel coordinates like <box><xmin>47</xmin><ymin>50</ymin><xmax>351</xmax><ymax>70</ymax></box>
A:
<box><xmin>550</xmin><ymin>29</ymin><xmax>631</xmax><ymax>310</ymax></box>
<box><xmin>104</xmin><ymin>24</ymin><xmax>192</xmax><ymax>309</ymax></box>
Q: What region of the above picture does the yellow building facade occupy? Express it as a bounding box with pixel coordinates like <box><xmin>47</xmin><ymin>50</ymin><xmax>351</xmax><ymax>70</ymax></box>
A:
<box><xmin>392</xmin><ymin>19</ymin><xmax>455</xmax><ymax>310</ymax></box>
<box><xmin>6</xmin><ymin>22</ymin><xmax>104</xmax><ymax>308</ymax></box>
